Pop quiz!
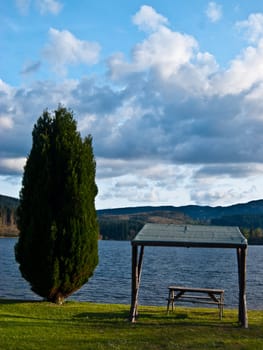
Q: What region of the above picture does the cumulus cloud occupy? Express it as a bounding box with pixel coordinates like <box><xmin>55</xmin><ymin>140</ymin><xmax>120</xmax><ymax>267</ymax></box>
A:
<box><xmin>213</xmin><ymin>40</ymin><xmax>263</xmax><ymax>95</ymax></box>
<box><xmin>43</xmin><ymin>28</ymin><xmax>101</xmax><ymax>75</ymax></box>
<box><xmin>132</xmin><ymin>5</ymin><xmax>169</xmax><ymax>32</ymax></box>
<box><xmin>0</xmin><ymin>116</ymin><xmax>13</xmax><ymax>129</ymax></box>
<box><xmin>3</xmin><ymin>6</ymin><xmax>263</xmax><ymax>207</ymax></box>
<box><xmin>108</xmin><ymin>26</ymin><xmax>198</xmax><ymax>80</ymax></box>
<box><xmin>237</xmin><ymin>13</ymin><xmax>263</xmax><ymax>43</ymax></box>
<box><xmin>3</xmin><ymin>8</ymin><xmax>263</xmax><ymax>169</ymax></box>
<box><xmin>191</xmin><ymin>188</ymin><xmax>241</xmax><ymax>206</ymax></box>
<box><xmin>1</xmin><ymin>63</ymin><xmax>263</xmax><ymax>206</ymax></box>
<box><xmin>190</xmin><ymin>177</ymin><xmax>259</xmax><ymax>206</ymax></box>
<box><xmin>0</xmin><ymin>79</ymin><xmax>77</xmax><ymax>166</ymax></box>
<box><xmin>109</xmin><ymin>7</ymin><xmax>220</xmax><ymax>90</ymax></box>
<box><xmin>0</xmin><ymin>158</ymin><xmax>26</xmax><ymax>175</ymax></box>
<box><xmin>96</xmin><ymin>161</ymin><xmax>186</xmax><ymax>206</ymax></box>
<box><xmin>206</xmin><ymin>2</ymin><xmax>222</xmax><ymax>23</ymax></box>
<box><xmin>0</xmin><ymin>79</ymin><xmax>13</xmax><ymax>94</ymax></box>
<box><xmin>195</xmin><ymin>164</ymin><xmax>260</xmax><ymax>179</ymax></box>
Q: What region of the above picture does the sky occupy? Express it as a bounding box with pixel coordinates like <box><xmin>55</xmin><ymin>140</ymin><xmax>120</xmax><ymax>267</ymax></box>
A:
<box><xmin>2</xmin><ymin>1</ymin><xmax>263</xmax><ymax>209</ymax></box>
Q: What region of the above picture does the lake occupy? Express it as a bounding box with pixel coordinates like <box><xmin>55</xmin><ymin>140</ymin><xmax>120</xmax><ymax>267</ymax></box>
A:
<box><xmin>0</xmin><ymin>238</ymin><xmax>263</xmax><ymax>309</ymax></box>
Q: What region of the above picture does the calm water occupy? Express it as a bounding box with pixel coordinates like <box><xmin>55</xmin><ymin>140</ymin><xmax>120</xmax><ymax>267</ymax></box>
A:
<box><xmin>0</xmin><ymin>238</ymin><xmax>263</xmax><ymax>309</ymax></box>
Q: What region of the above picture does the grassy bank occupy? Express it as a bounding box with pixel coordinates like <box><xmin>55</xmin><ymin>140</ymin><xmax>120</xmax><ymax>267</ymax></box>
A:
<box><xmin>0</xmin><ymin>300</ymin><xmax>262</xmax><ymax>349</ymax></box>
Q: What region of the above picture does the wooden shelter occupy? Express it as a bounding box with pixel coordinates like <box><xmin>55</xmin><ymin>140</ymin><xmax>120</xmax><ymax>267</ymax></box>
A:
<box><xmin>129</xmin><ymin>223</ymin><xmax>248</xmax><ymax>328</ymax></box>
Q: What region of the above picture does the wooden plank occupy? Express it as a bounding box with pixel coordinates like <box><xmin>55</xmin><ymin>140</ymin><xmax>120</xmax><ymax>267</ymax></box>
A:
<box><xmin>173</xmin><ymin>300</ymin><xmax>222</xmax><ymax>305</ymax></box>
<box><xmin>175</xmin><ymin>295</ymin><xmax>217</xmax><ymax>300</ymax></box>
<box><xmin>168</xmin><ymin>286</ymin><xmax>224</xmax><ymax>294</ymax></box>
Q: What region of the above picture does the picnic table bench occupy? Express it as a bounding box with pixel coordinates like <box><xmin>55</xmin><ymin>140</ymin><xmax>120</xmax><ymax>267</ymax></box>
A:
<box><xmin>167</xmin><ymin>286</ymin><xmax>224</xmax><ymax>319</ymax></box>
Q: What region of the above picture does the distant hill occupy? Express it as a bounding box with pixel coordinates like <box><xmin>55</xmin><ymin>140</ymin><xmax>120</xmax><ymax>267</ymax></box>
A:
<box><xmin>97</xmin><ymin>199</ymin><xmax>263</xmax><ymax>220</ymax></box>
<box><xmin>98</xmin><ymin>210</ymin><xmax>194</xmax><ymax>240</ymax></box>
<box><xmin>3</xmin><ymin>193</ymin><xmax>263</xmax><ymax>221</ymax></box>
<box><xmin>2</xmin><ymin>194</ymin><xmax>263</xmax><ymax>242</ymax></box>
<box><xmin>0</xmin><ymin>194</ymin><xmax>19</xmax><ymax>208</ymax></box>
<box><xmin>97</xmin><ymin>200</ymin><xmax>263</xmax><ymax>242</ymax></box>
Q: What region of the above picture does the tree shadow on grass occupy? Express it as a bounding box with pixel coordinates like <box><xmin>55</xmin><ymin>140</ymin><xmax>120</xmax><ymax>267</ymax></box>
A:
<box><xmin>137</xmin><ymin>314</ymin><xmax>239</xmax><ymax>329</ymax></box>
<box><xmin>73</xmin><ymin>309</ymin><xmax>130</xmax><ymax>324</ymax></box>
<box><xmin>0</xmin><ymin>300</ymin><xmax>242</xmax><ymax>330</ymax></box>
<box><xmin>0</xmin><ymin>299</ymin><xmax>40</xmax><ymax>305</ymax></box>
<box><xmin>72</xmin><ymin>307</ymin><xmax>239</xmax><ymax>330</ymax></box>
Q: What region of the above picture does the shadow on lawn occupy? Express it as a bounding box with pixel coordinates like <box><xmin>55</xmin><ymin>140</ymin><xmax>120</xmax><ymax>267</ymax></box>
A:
<box><xmin>73</xmin><ymin>309</ymin><xmax>130</xmax><ymax>323</ymax></box>
<box><xmin>0</xmin><ymin>299</ymin><xmax>243</xmax><ymax>329</ymax></box>
<box><xmin>73</xmin><ymin>307</ymin><xmax>239</xmax><ymax>329</ymax></box>
<box><xmin>0</xmin><ymin>299</ymin><xmax>40</xmax><ymax>305</ymax></box>
<box><xmin>137</xmin><ymin>308</ymin><xmax>239</xmax><ymax>328</ymax></box>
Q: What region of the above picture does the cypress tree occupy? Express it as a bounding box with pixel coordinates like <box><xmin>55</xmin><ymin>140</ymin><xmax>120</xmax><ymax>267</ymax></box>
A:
<box><xmin>15</xmin><ymin>106</ymin><xmax>98</xmax><ymax>304</ymax></box>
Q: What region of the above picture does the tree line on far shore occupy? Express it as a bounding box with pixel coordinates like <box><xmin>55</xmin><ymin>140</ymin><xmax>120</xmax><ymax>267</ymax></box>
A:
<box><xmin>2</xmin><ymin>199</ymin><xmax>263</xmax><ymax>244</ymax></box>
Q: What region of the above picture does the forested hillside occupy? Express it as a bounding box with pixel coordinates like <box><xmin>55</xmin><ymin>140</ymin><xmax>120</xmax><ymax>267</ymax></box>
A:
<box><xmin>98</xmin><ymin>200</ymin><xmax>263</xmax><ymax>220</ymax></box>
<box><xmin>211</xmin><ymin>215</ymin><xmax>263</xmax><ymax>244</ymax></box>
<box><xmin>1</xmin><ymin>193</ymin><xmax>263</xmax><ymax>243</ymax></box>
<box><xmin>0</xmin><ymin>195</ymin><xmax>19</xmax><ymax>236</ymax></box>
<box><xmin>98</xmin><ymin>211</ymin><xmax>195</xmax><ymax>240</ymax></box>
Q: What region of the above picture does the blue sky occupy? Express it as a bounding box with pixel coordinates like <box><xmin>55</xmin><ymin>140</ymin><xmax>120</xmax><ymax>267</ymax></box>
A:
<box><xmin>1</xmin><ymin>1</ymin><xmax>263</xmax><ymax>209</ymax></box>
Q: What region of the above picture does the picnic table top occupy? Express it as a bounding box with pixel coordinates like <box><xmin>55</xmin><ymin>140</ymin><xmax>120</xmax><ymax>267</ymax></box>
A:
<box><xmin>168</xmin><ymin>286</ymin><xmax>224</xmax><ymax>293</ymax></box>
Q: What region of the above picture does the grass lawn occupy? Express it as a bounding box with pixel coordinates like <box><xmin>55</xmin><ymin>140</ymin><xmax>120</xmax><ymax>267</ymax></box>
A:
<box><xmin>0</xmin><ymin>299</ymin><xmax>263</xmax><ymax>350</ymax></box>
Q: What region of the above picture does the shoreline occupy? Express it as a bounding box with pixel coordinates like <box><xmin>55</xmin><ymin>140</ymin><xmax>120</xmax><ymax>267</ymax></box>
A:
<box><xmin>0</xmin><ymin>234</ymin><xmax>19</xmax><ymax>238</ymax></box>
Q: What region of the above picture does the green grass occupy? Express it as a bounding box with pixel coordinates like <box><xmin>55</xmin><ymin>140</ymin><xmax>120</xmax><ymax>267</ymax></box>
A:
<box><xmin>0</xmin><ymin>300</ymin><xmax>263</xmax><ymax>350</ymax></box>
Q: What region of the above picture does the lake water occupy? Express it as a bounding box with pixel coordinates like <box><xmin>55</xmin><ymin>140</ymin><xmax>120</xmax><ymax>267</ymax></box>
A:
<box><xmin>0</xmin><ymin>238</ymin><xmax>263</xmax><ymax>309</ymax></box>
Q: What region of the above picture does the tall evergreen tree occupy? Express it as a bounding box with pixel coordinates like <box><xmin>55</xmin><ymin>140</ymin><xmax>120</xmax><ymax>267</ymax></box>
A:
<box><xmin>15</xmin><ymin>106</ymin><xmax>98</xmax><ymax>304</ymax></box>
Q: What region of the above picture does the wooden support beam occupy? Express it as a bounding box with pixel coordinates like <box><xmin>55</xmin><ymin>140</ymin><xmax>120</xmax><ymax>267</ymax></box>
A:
<box><xmin>129</xmin><ymin>245</ymin><xmax>137</xmax><ymax>322</ymax></box>
<box><xmin>237</xmin><ymin>247</ymin><xmax>248</xmax><ymax>328</ymax></box>
<box><xmin>129</xmin><ymin>245</ymin><xmax>144</xmax><ymax>322</ymax></box>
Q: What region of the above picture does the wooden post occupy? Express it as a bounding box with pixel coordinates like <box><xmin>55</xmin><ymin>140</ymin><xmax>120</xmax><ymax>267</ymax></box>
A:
<box><xmin>237</xmin><ymin>247</ymin><xmax>248</xmax><ymax>328</ymax></box>
<box><xmin>129</xmin><ymin>244</ymin><xmax>144</xmax><ymax>322</ymax></box>
<box><xmin>129</xmin><ymin>244</ymin><xmax>137</xmax><ymax>322</ymax></box>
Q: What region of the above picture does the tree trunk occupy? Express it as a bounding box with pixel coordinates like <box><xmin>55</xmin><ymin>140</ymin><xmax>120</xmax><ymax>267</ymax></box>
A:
<box><xmin>48</xmin><ymin>294</ymin><xmax>65</xmax><ymax>305</ymax></box>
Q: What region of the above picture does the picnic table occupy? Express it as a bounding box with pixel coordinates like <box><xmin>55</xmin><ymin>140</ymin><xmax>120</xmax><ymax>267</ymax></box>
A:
<box><xmin>167</xmin><ymin>285</ymin><xmax>224</xmax><ymax>319</ymax></box>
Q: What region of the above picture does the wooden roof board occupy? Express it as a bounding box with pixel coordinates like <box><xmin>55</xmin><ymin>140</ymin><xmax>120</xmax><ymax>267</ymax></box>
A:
<box><xmin>132</xmin><ymin>223</ymin><xmax>247</xmax><ymax>248</ymax></box>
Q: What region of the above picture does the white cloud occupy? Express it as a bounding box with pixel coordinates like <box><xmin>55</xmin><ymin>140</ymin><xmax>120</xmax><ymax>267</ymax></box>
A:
<box><xmin>0</xmin><ymin>116</ymin><xmax>13</xmax><ymax>130</ymax></box>
<box><xmin>206</xmin><ymin>2</ymin><xmax>222</xmax><ymax>23</ymax></box>
<box><xmin>190</xmin><ymin>170</ymin><xmax>261</xmax><ymax>206</ymax></box>
<box><xmin>109</xmin><ymin>6</ymin><xmax>198</xmax><ymax>80</ymax></box>
<box><xmin>43</xmin><ymin>28</ymin><xmax>101</xmax><ymax>75</ymax></box>
<box><xmin>109</xmin><ymin>26</ymin><xmax>198</xmax><ymax>80</ymax></box>
<box><xmin>0</xmin><ymin>176</ymin><xmax>22</xmax><ymax>198</ymax></box>
<box><xmin>132</xmin><ymin>5</ymin><xmax>169</xmax><ymax>32</ymax></box>
<box><xmin>4</xmin><ymin>6</ymin><xmax>263</xmax><ymax>208</ymax></box>
<box><xmin>35</xmin><ymin>0</ymin><xmax>63</xmax><ymax>15</ymax></box>
<box><xmin>213</xmin><ymin>39</ymin><xmax>263</xmax><ymax>95</ymax></box>
<box><xmin>237</xmin><ymin>13</ymin><xmax>263</xmax><ymax>44</ymax></box>
<box><xmin>0</xmin><ymin>79</ymin><xmax>13</xmax><ymax>95</ymax></box>
<box><xmin>96</xmin><ymin>162</ymin><xmax>193</xmax><ymax>208</ymax></box>
<box><xmin>0</xmin><ymin>158</ymin><xmax>26</xmax><ymax>175</ymax></box>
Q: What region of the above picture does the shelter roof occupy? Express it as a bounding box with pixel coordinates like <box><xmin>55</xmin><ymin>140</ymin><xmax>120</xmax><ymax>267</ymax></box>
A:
<box><xmin>132</xmin><ymin>224</ymin><xmax>247</xmax><ymax>248</ymax></box>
